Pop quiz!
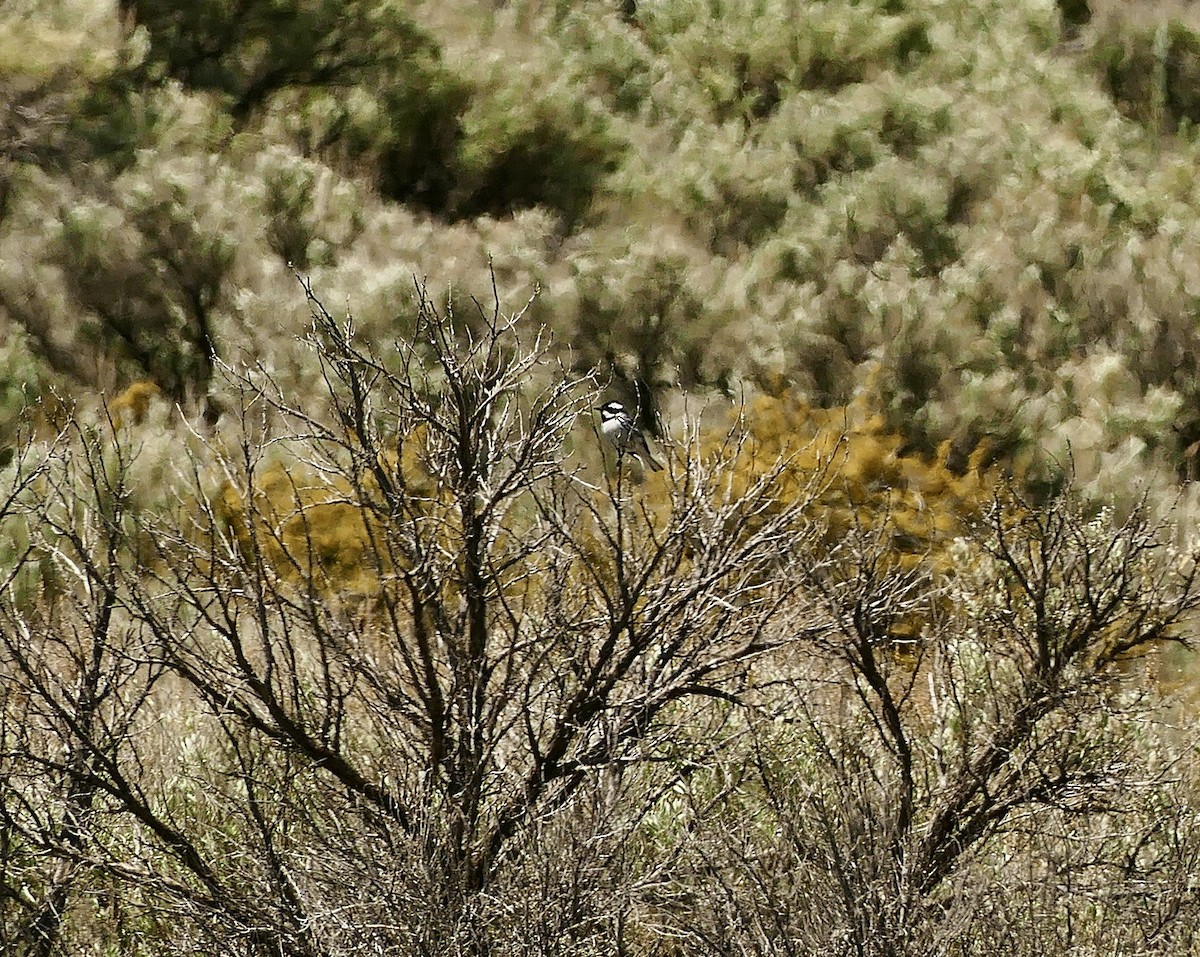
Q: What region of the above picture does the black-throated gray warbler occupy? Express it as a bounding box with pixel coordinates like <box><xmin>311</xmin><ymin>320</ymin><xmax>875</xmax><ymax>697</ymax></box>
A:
<box><xmin>597</xmin><ymin>400</ymin><xmax>664</xmax><ymax>472</ymax></box>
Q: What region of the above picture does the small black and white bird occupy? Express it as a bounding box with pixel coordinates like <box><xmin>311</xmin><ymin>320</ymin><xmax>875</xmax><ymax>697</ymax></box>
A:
<box><xmin>597</xmin><ymin>400</ymin><xmax>664</xmax><ymax>472</ymax></box>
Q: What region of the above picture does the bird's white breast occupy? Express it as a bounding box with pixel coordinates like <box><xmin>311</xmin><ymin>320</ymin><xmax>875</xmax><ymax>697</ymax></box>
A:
<box><xmin>601</xmin><ymin>416</ymin><xmax>625</xmax><ymax>438</ymax></box>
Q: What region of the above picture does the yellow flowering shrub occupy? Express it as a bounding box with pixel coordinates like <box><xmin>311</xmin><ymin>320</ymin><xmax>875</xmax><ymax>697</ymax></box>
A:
<box><xmin>213</xmin><ymin>432</ymin><xmax>444</xmax><ymax>600</ymax></box>
<box><xmin>718</xmin><ymin>391</ymin><xmax>1006</xmax><ymax>578</ymax></box>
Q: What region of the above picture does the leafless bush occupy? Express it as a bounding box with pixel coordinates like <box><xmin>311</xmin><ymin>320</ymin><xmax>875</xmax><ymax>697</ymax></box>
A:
<box><xmin>646</xmin><ymin>496</ymin><xmax>1200</xmax><ymax>957</ymax></box>
<box><xmin>0</xmin><ymin>417</ymin><xmax>174</xmax><ymax>957</ymax></box>
<box><xmin>0</xmin><ymin>279</ymin><xmax>823</xmax><ymax>955</ymax></box>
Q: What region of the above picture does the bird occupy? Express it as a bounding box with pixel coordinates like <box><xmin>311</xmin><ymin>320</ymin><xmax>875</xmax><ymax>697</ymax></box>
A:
<box><xmin>597</xmin><ymin>400</ymin><xmax>664</xmax><ymax>472</ymax></box>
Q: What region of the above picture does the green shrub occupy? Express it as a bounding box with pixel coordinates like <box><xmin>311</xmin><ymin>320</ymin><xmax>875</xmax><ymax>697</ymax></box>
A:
<box><xmin>372</xmin><ymin>60</ymin><xmax>470</xmax><ymax>211</ymax></box>
<box><xmin>1091</xmin><ymin>16</ymin><xmax>1200</xmax><ymax>133</ymax></box>
<box><xmin>270</xmin><ymin>53</ymin><xmax>469</xmax><ymax>215</ymax></box>
<box><xmin>559</xmin><ymin>7</ymin><xmax>655</xmax><ymax>115</ymax></box>
<box><xmin>1057</xmin><ymin>0</ymin><xmax>1091</xmax><ymax>33</ymax></box>
<box><xmin>569</xmin><ymin>224</ymin><xmax>733</xmax><ymax>389</ymax></box>
<box><xmin>66</xmin><ymin>77</ymin><xmax>158</xmax><ymax>170</ymax></box>
<box><xmin>52</xmin><ymin>173</ymin><xmax>235</xmax><ymax>410</ymax></box>
<box><xmin>280</xmin><ymin>51</ymin><xmax>615</xmax><ymax>225</ymax></box>
<box><xmin>60</xmin><ymin>27</ymin><xmax>166</xmax><ymax>171</ymax></box>
<box><xmin>258</xmin><ymin>147</ymin><xmax>364</xmax><ymax>269</ymax></box>
<box><xmin>124</xmin><ymin>0</ymin><xmax>434</xmax><ymax>121</ymax></box>
<box><xmin>639</xmin><ymin>0</ymin><xmax>932</xmax><ymax>124</ymax></box>
<box><xmin>0</xmin><ymin>329</ymin><xmax>44</xmax><ymax>466</ymax></box>
<box><xmin>451</xmin><ymin>70</ymin><xmax>622</xmax><ymax>224</ymax></box>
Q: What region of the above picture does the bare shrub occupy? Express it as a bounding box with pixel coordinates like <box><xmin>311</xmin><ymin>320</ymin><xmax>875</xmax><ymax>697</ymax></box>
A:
<box><xmin>0</xmin><ymin>417</ymin><xmax>174</xmax><ymax>957</ymax></box>
<box><xmin>0</xmin><ymin>278</ymin><xmax>822</xmax><ymax>955</ymax></box>
<box><xmin>642</xmin><ymin>494</ymin><xmax>1200</xmax><ymax>956</ymax></box>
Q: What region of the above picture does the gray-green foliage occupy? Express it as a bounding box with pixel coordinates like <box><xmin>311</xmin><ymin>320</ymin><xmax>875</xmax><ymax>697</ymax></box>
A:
<box><xmin>123</xmin><ymin>0</ymin><xmax>433</xmax><ymax>121</ymax></box>
<box><xmin>5</xmin><ymin>0</ymin><xmax>1200</xmax><ymax>514</ymax></box>
<box><xmin>258</xmin><ymin>147</ymin><xmax>365</xmax><ymax>270</ymax></box>
<box><xmin>53</xmin><ymin>174</ymin><xmax>235</xmax><ymax>409</ymax></box>
<box><xmin>1091</xmin><ymin>10</ymin><xmax>1200</xmax><ymax>134</ymax></box>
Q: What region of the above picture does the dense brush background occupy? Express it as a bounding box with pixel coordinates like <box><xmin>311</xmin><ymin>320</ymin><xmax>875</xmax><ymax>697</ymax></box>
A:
<box><xmin>5</xmin><ymin>0</ymin><xmax>1200</xmax><ymax>954</ymax></box>
<box><xmin>6</xmin><ymin>0</ymin><xmax>1200</xmax><ymax>504</ymax></box>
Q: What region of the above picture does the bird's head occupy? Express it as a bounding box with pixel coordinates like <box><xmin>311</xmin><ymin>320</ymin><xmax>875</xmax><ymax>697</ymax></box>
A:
<box><xmin>598</xmin><ymin>401</ymin><xmax>628</xmax><ymax>422</ymax></box>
